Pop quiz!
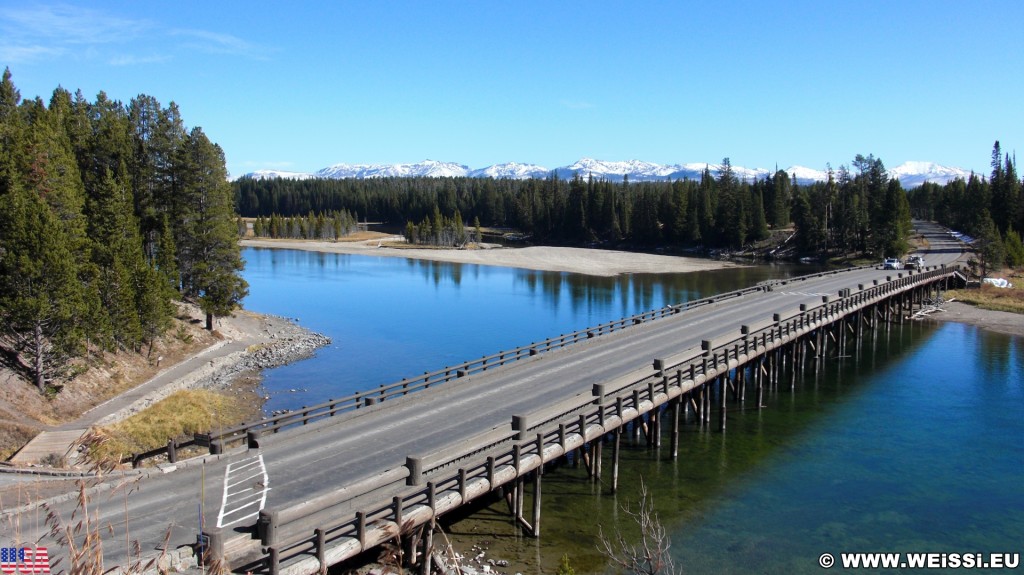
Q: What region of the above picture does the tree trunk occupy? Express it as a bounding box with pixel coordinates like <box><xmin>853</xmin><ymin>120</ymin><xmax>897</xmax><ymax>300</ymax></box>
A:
<box><xmin>34</xmin><ymin>323</ymin><xmax>46</xmax><ymax>393</ymax></box>
<box><xmin>206</xmin><ymin>312</ymin><xmax>214</xmax><ymax>331</ymax></box>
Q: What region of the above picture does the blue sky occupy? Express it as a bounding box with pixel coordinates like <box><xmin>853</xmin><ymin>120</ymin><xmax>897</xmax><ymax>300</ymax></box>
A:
<box><xmin>2</xmin><ymin>1</ymin><xmax>1021</xmax><ymax>177</ymax></box>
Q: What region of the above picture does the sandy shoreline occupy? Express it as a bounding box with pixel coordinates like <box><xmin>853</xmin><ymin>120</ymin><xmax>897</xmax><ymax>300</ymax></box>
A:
<box><xmin>925</xmin><ymin>301</ymin><xmax>1024</xmax><ymax>338</ymax></box>
<box><xmin>240</xmin><ymin>237</ymin><xmax>740</xmax><ymax>276</ymax></box>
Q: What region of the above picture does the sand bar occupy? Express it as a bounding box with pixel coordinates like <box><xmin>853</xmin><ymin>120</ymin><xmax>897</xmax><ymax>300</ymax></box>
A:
<box><xmin>240</xmin><ymin>237</ymin><xmax>738</xmax><ymax>276</ymax></box>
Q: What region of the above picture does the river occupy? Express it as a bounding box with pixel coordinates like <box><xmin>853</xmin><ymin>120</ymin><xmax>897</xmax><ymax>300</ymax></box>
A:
<box><xmin>240</xmin><ymin>248</ymin><xmax>1023</xmax><ymax>574</ymax></box>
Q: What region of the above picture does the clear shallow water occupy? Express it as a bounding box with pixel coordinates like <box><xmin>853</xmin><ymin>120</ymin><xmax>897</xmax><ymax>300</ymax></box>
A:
<box><xmin>240</xmin><ymin>249</ymin><xmax>1023</xmax><ymax>574</ymax></box>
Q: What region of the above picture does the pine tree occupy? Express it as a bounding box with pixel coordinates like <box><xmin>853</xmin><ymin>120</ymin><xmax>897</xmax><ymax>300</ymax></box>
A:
<box><xmin>90</xmin><ymin>167</ymin><xmax>143</xmax><ymax>350</ymax></box>
<box><xmin>155</xmin><ymin>214</ymin><xmax>180</xmax><ymax>293</ymax></box>
<box><xmin>975</xmin><ymin>210</ymin><xmax>1004</xmax><ymax>277</ymax></box>
<box><xmin>174</xmin><ymin>128</ymin><xmax>248</xmax><ymax>330</ymax></box>
<box><xmin>0</xmin><ymin>161</ymin><xmax>85</xmax><ymax>390</ymax></box>
<box><xmin>1003</xmin><ymin>227</ymin><xmax>1024</xmax><ymax>268</ymax></box>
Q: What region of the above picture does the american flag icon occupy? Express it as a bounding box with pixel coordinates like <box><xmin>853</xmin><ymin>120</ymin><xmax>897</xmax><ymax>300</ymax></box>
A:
<box><xmin>0</xmin><ymin>548</ymin><xmax>50</xmax><ymax>574</ymax></box>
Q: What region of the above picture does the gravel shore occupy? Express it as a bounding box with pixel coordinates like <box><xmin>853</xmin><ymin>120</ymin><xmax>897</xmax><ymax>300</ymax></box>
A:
<box><xmin>927</xmin><ymin>301</ymin><xmax>1024</xmax><ymax>338</ymax></box>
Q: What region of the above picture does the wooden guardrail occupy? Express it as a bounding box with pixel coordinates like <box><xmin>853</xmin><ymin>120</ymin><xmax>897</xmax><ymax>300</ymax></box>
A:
<box><xmin>232</xmin><ymin>264</ymin><xmax>960</xmax><ymax>575</ymax></box>
<box><xmin>127</xmin><ymin>283</ymin><xmax>772</xmax><ymax>466</ymax></box>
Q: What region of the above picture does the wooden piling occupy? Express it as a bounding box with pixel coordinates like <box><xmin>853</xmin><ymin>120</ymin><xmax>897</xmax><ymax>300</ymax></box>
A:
<box><xmin>670</xmin><ymin>398</ymin><xmax>680</xmax><ymax>460</ymax></box>
<box><xmin>611</xmin><ymin>428</ymin><xmax>621</xmax><ymax>493</ymax></box>
<box><xmin>718</xmin><ymin>375</ymin><xmax>727</xmax><ymax>432</ymax></box>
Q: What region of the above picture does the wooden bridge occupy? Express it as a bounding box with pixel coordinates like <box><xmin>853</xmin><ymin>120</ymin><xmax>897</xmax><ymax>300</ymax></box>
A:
<box><xmin>2</xmin><ymin>224</ymin><xmax>967</xmax><ymax>575</ymax></box>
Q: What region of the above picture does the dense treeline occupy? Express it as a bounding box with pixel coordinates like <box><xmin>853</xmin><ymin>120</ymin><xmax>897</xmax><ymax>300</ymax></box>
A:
<box><xmin>235</xmin><ymin>160</ymin><xmax>783</xmax><ymax>250</ymax></box>
<box><xmin>0</xmin><ymin>69</ymin><xmax>247</xmax><ymax>392</ymax></box>
<box><xmin>789</xmin><ymin>154</ymin><xmax>913</xmax><ymax>260</ymax></box>
<box><xmin>234</xmin><ymin>156</ymin><xmax>917</xmax><ymax>259</ymax></box>
<box><xmin>236</xmin><ymin>146</ymin><xmax>1024</xmax><ymax>271</ymax></box>
<box><xmin>908</xmin><ymin>142</ymin><xmax>1024</xmax><ymax>273</ymax></box>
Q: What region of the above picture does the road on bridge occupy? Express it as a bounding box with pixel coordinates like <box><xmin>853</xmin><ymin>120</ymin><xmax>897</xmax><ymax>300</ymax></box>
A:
<box><xmin>2</xmin><ymin>222</ymin><xmax>966</xmax><ymax>570</ymax></box>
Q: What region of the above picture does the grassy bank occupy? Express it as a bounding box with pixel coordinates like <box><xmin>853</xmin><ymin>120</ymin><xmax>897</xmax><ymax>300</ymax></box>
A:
<box><xmin>89</xmin><ymin>389</ymin><xmax>255</xmax><ymax>466</ymax></box>
<box><xmin>946</xmin><ymin>280</ymin><xmax>1024</xmax><ymax>314</ymax></box>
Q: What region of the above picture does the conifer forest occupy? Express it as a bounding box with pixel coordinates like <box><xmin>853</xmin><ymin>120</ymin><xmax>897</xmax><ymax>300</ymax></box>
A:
<box><xmin>0</xmin><ymin>70</ymin><xmax>247</xmax><ymax>392</ymax></box>
<box><xmin>235</xmin><ymin>147</ymin><xmax>1023</xmax><ymax>268</ymax></box>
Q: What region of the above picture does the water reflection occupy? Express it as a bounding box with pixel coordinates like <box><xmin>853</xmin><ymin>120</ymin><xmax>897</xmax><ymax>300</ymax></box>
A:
<box><xmin>443</xmin><ymin>322</ymin><xmax>1023</xmax><ymax>575</ymax></box>
<box><xmin>242</xmin><ymin>248</ymin><xmax>827</xmax><ymax>414</ymax></box>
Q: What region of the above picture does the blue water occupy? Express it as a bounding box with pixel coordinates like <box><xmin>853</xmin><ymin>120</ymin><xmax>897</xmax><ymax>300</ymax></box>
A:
<box><xmin>241</xmin><ymin>248</ymin><xmax>821</xmax><ymax>414</ymax></box>
<box><xmin>240</xmin><ymin>248</ymin><xmax>1024</xmax><ymax>574</ymax></box>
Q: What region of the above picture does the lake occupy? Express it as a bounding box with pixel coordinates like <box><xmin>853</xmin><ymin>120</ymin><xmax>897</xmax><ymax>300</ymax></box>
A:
<box><xmin>240</xmin><ymin>248</ymin><xmax>1023</xmax><ymax>574</ymax></box>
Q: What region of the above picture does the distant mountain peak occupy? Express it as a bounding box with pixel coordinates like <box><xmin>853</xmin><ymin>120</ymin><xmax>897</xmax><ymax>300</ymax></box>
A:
<box><xmin>238</xmin><ymin>158</ymin><xmax>972</xmax><ymax>188</ymax></box>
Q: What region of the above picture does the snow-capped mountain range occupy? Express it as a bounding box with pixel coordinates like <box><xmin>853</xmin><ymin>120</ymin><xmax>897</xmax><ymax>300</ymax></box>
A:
<box><xmin>240</xmin><ymin>159</ymin><xmax>975</xmax><ymax>188</ymax></box>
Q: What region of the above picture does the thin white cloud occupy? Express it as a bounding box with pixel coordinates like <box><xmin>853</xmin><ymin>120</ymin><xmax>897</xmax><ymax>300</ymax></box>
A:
<box><xmin>0</xmin><ymin>4</ymin><xmax>269</xmax><ymax>65</ymax></box>
<box><xmin>2</xmin><ymin>4</ymin><xmax>147</xmax><ymax>44</ymax></box>
<box><xmin>170</xmin><ymin>29</ymin><xmax>269</xmax><ymax>60</ymax></box>
<box><xmin>109</xmin><ymin>54</ymin><xmax>172</xmax><ymax>67</ymax></box>
<box><xmin>0</xmin><ymin>44</ymin><xmax>64</xmax><ymax>63</ymax></box>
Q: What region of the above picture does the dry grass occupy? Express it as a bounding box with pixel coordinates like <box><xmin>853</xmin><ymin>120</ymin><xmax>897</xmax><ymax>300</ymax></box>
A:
<box><xmin>0</xmin><ymin>422</ymin><xmax>39</xmax><ymax>461</ymax></box>
<box><xmin>0</xmin><ymin>303</ymin><xmax>218</xmax><ymax>459</ymax></box>
<box><xmin>947</xmin><ymin>275</ymin><xmax>1024</xmax><ymax>314</ymax></box>
<box><xmin>89</xmin><ymin>390</ymin><xmax>249</xmax><ymax>464</ymax></box>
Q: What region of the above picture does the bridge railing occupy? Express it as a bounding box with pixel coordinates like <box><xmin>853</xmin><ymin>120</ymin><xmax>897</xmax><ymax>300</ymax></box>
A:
<box><xmin>130</xmin><ymin>282</ymin><xmax>771</xmax><ymax>465</ymax></box>
<box><xmin>756</xmin><ymin>263</ymin><xmax>877</xmax><ymax>289</ymax></box>
<box><xmin>240</xmin><ymin>264</ymin><xmax>961</xmax><ymax>574</ymax></box>
<box><xmin>127</xmin><ymin>264</ymin><xmax>953</xmax><ymax>468</ymax></box>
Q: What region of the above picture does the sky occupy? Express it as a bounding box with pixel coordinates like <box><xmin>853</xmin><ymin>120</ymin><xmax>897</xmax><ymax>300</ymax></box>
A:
<box><xmin>2</xmin><ymin>1</ymin><xmax>1022</xmax><ymax>178</ymax></box>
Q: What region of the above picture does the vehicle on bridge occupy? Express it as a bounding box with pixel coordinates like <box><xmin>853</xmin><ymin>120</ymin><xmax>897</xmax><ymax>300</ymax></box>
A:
<box><xmin>905</xmin><ymin>255</ymin><xmax>925</xmax><ymax>270</ymax></box>
<box><xmin>883</xmin><ymin>257</ymin><xmax>902</xmax><ymax>270</ymax></box>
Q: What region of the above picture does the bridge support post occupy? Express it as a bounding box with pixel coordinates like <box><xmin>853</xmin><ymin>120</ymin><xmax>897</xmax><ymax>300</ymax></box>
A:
<box><xmin>741</xmin><ymin>367</ymin><xmax>748</xmax><ymax>403</ymax></box>
<box><xmin>201</xmin><ymin>526</ymin><xmax>224</xmax><ymax>570</ymax></box>
<box><xmin>791</xmin><ymin>342</ymin><xmax>799</xmax><ymax>389</ymax></box>
<box><xmin>705</xmin><ymin>383</ymin><xmax>713</xmax><ymax>426</ymax></box>
<box><xmin>697</xmin><ymin>385</ymin><xmax>706</xmax><ymax>427</ymax></box>
<box><xmin>670</xmin><ymin>398</ymin><xmax>680</xmax><ymax>460</ymax></box>
<box><xmin>648</xmin><ymin>409</ymin><xmax>660</xmax><ymax>447</ymax></box>
<box><xmin>268</xmin><ymin>547</ymin><xmax>279</xmax><ymax>575</ymax></box>
<box><xmin>394</xmin><ymin>495</ymin><xmax>404</xmax><ymax>534</ymax></box>
<box><xmin>718</xmin><ymin>375</ymin><xmax>727</xmax><ymax>432</ymax></box>
<box><xmin>756</xmin><ymin>357</ymin><xmax>765</xmax><ymax>409</ymax></box>
<box><xmin>422</xmin><ymin>525</ymin><xmax>433</xmax><ymax>575</ymax></box>
<box><xmin>315</xmin><ymin>528</ymin><xmax>326</xmax><ymax>572</ymax></box>
<box><xmin>532</xmin><ymin>456</ymin><xmax>542</xmax><ymax>537</ymax></box>
<box><xmin>516</xmin><ymin>477</ymin><xmax>525</xmax><ymax>530</ymax></box>
<box><xmin>611</xmin><ymin>427</ymin><xmax>621</xmax><ymax>493</ymax></box>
